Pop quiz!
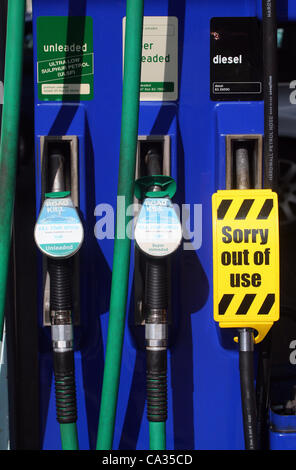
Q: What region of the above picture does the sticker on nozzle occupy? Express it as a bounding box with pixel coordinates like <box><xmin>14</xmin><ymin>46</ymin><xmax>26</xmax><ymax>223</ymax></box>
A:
<box><xmin>135</xmin><ymin>197</ymin><xmax>182</xmax><ymax>257</ymax></box>
<box><xmin>34</xmin><ymin>197</ymin><xmax>84</xmax><ymax>258</ymax></box>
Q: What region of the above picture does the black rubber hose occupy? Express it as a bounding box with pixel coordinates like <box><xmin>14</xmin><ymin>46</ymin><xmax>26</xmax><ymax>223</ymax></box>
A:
<box><xmin>239</xmin><ymin>351</ymin><xmax>258</xmax><ymax>450</ymax></box>
<box><xmin>255</xmin><ymin>0</ymin><xmax>278</xmax><ymax>448</ymax></box>
<box><xmin>144</xmin><ymin>258</ymin><xmax>168</xmax><ymax>311</ymax></box>
<box><xmin>144</xmin><ymin>147</ymin><xmax>168</xmax><ymax>314</ymax></box>
<box><xmin>262</xmin><ymin>0</ymin><xmax>278</xmax><ymax>191</ymax></box>
<box><xmin>48</xmin><ymin>257</ymin><xmax>77</xmax><ymax>424</ymax></box>
<box><xmin>144</xmin><ymin>258</ymin><xmax>168</xmax><ymax>424</ymax></box>
<box><xmin>48</xmin><ymin>258</ymin><xmax>72</xmax><ymax>312</ymax></box>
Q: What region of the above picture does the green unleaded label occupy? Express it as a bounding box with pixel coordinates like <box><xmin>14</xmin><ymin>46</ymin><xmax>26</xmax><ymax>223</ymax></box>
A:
<box><xmin>37</xmin><ymin>16</ymin><xmax>94</xmax><ymax>101</ymax></box>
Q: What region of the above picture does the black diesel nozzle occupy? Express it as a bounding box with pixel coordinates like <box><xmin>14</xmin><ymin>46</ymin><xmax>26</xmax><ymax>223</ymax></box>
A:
<box><xmin>234</xmin><ymin>142</ymin><xmax>258</xmax><ymax>450</ymax></box>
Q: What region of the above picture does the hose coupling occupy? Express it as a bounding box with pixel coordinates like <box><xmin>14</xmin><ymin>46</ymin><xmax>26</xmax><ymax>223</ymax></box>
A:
<box><xmin>51</xmin><ymin>324</ymin><xmax>74</xmax><ymax>353</ymax></box>
<box><xmin>145</xmin><ymin>308</ymin><xmax>167</xmax><ymax>324</ymax></box>
<box><xmin>145</xmin><ymin>322</ymin><xmax>168</xmax><ymax>350</ymax></box>
<box><xmin>239</xmin><ymin>327</ymin><xmax>255</xmax><ymax>352</ymax></box>
<box><xmin>50</xmin><ymin>309</ymin><xmax>72</xmax><ymax>325</ymax></box>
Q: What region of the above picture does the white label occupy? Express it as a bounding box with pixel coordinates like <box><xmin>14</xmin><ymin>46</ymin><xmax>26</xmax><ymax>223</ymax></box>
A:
<box><xmin>34</xmin><ymin>197</ymin><xmax>84</xmax><ymax>258</ymax></box>
<box><xmin>135</xmin><ymin>198</ymin><xmax>182</xmax><ymax>257</ymax></box>
<box><xmin>123</xmin><ymin>16</ymin><xmax>178</xmax><ymax>101</ymax></box>
<box><xmin>41</xmin><ymin>83</ymin><xmax>90</xmax><ymax>95</ymax></box>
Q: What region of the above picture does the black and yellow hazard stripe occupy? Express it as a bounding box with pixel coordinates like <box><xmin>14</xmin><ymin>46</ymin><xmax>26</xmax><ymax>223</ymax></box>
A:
<box><xmin>217</xmin><ymin>198</ymin><xmax>274</xmax><ymax>221</ymax></box>
<box><xmin>218</xmin><ymin>293</ymin><xmax>275</xmax><ymax>317</ymax></box>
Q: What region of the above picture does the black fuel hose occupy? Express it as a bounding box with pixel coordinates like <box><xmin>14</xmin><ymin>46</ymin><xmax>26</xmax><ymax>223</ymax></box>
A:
<box><xmin>255</xmin><ymin>0</ymin><xmax>278</xmax><ymax>448</ymax></box>
<box><xmin>145</xmin><ymin>256</ymin><xmax>168</xmax><ymax>424</ymax></box>
<box><xmin>262</xmin><ymin>0</ymin><xmax>278</xmax><ymax>191</ymax></box>
<box><xmin>239</xmin><ymin>349</ymin><xmax>258</xmax><ymax>450</ymax></box>
<box><xmin>48</xmin><ymin>257</ymin><xmax>77</xmax><ymax>425</ymax></box>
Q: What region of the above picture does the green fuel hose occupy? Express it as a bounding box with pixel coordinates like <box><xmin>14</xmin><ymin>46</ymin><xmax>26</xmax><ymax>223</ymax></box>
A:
<box><xmin>0</xmin><ymin>0</ymin><xmax>26</xmax><ymax>341</ymax></box>
<box><xmin>96</xmin><ymin>0</ymin><xmax>144</xmax><ymax>450</ymax></box>
<box><xmin>60</xmin><ymin>422</ymin><xmax>79</xmax><ymax>451</ymax></box>
<box><xmin>149</xmin><ymin>422</ymin><xmax>166</xmax><ymax>451</ymax></box>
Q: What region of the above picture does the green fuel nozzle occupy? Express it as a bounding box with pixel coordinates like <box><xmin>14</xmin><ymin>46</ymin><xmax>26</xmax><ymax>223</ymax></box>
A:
<box><xmin>134</xmin><ymin>148</ymin><xmax>182</xmax><ymax>449</ymax></box>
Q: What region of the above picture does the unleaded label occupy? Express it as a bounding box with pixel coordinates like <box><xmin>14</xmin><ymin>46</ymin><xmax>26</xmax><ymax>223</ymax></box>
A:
<box><xmin>34</xmin><ymin>197</ymin><xmax>84</xmax><ymax>258</ymax></box>
<box><xmin>37</xmin><ymin>16</ymin><xmax>94</xmax><ymax>101</ymax></box>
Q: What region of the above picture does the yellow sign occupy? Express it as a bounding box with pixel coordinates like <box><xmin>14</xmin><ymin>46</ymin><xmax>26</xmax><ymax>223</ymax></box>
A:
<box><xmin>212</xmin><ymin>189</ymin><xmax>280</xmax><ymax>343</ymax></box>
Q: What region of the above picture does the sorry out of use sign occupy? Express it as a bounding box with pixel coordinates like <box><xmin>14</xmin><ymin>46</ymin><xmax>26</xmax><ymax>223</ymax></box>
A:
<box><xmin>212</xmin><ymin>189</ymin><xmax>280</xmax><ymax>343</ymax></box>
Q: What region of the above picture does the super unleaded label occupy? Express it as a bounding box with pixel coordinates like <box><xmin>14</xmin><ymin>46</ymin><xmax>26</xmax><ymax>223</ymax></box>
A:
<box><xmin>135</xmin><ymin>197</ymin><xmax>182</xmax><ymax>257</ymax></box>
<box><xmin>123</xmin><ymin>16</ymin><xmax>178</xmax><ymax>101</ymax></box>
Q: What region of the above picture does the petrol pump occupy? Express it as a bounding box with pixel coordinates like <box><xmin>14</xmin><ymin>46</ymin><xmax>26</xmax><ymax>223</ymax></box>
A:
<box><xmin>2</xmin><ymin>0</ymin><xmax>296</xmax><ymax>452</ymax></box>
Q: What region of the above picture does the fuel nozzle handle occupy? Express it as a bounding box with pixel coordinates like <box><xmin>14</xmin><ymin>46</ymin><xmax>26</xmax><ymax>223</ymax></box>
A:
<box><xmin>234</xmin><ymin>142</ymin><xmax>258</xmax><ymax>449</ymax></box>
<box><xmin>145</xmin><ymin>148</ymin><xmax>163</xmax><ymax>193</ymax></box>
<box><xmin>47</xmin><ymin>148</ymin><xmax>78</xmax><ymax>425</ymax></box>
<box><xmin>143</xmin><ymin>148</ymin><xmax>168</xmax><ymax>424</ymax></box>
<box><xmin>47</xmin><ymin>148</ymin><xmax>66</xmax><ymax>194</ymax></box>
<box><xmin>145</xmin><ymin>148</ymin><xmax>162</xmax><ymax>176</ymax></box>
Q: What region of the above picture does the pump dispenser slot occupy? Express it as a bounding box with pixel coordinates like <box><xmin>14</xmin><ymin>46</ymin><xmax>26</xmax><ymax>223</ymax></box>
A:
<box><xmin>226</xmin><ymin>135</ymin><xmax>263</xmax><ymax>190</ymax></box>
<box><xmin>40</xmin><ymin>136</ymin><xmax>79</xmax><ymax>205</ymax></box>
<box><xmin>39</xmin><ymin>136</ymin><xmax>80</xmax><ymax>326</ymax></box>
<box><xmin>135</xmin><ymin>135</ymin><xmax>171</xmax><ymax>182</ymax></box>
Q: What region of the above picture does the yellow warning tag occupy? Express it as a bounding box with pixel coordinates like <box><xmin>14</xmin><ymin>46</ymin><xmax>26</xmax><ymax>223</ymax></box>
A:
<box><xmin>212</xmin><ymin>189</ymin><xmax>279</xmax><ymax>344</ymax></box>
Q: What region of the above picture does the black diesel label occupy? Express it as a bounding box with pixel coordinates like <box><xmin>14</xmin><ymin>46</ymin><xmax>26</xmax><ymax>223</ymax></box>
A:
<box><xmin>210</xmin><ymin>17</ymin><xmax>262</xmax><ymax>101</ymax></box>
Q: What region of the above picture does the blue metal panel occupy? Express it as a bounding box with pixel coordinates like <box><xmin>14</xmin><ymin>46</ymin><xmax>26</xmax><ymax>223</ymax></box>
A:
<box><xmin>270</xmin><ymin>431</ymin><xmax>296</xmax><ymax>450</ymax></box>
<box><xmin>31</xmin><ymin>0</ymin><xmax>289</xmax><ymax>451</ymax></box>
<box><xmin>269</xmin><ymin>411</ymin><xmax>296</xmax><ymax>450</ymax></box>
